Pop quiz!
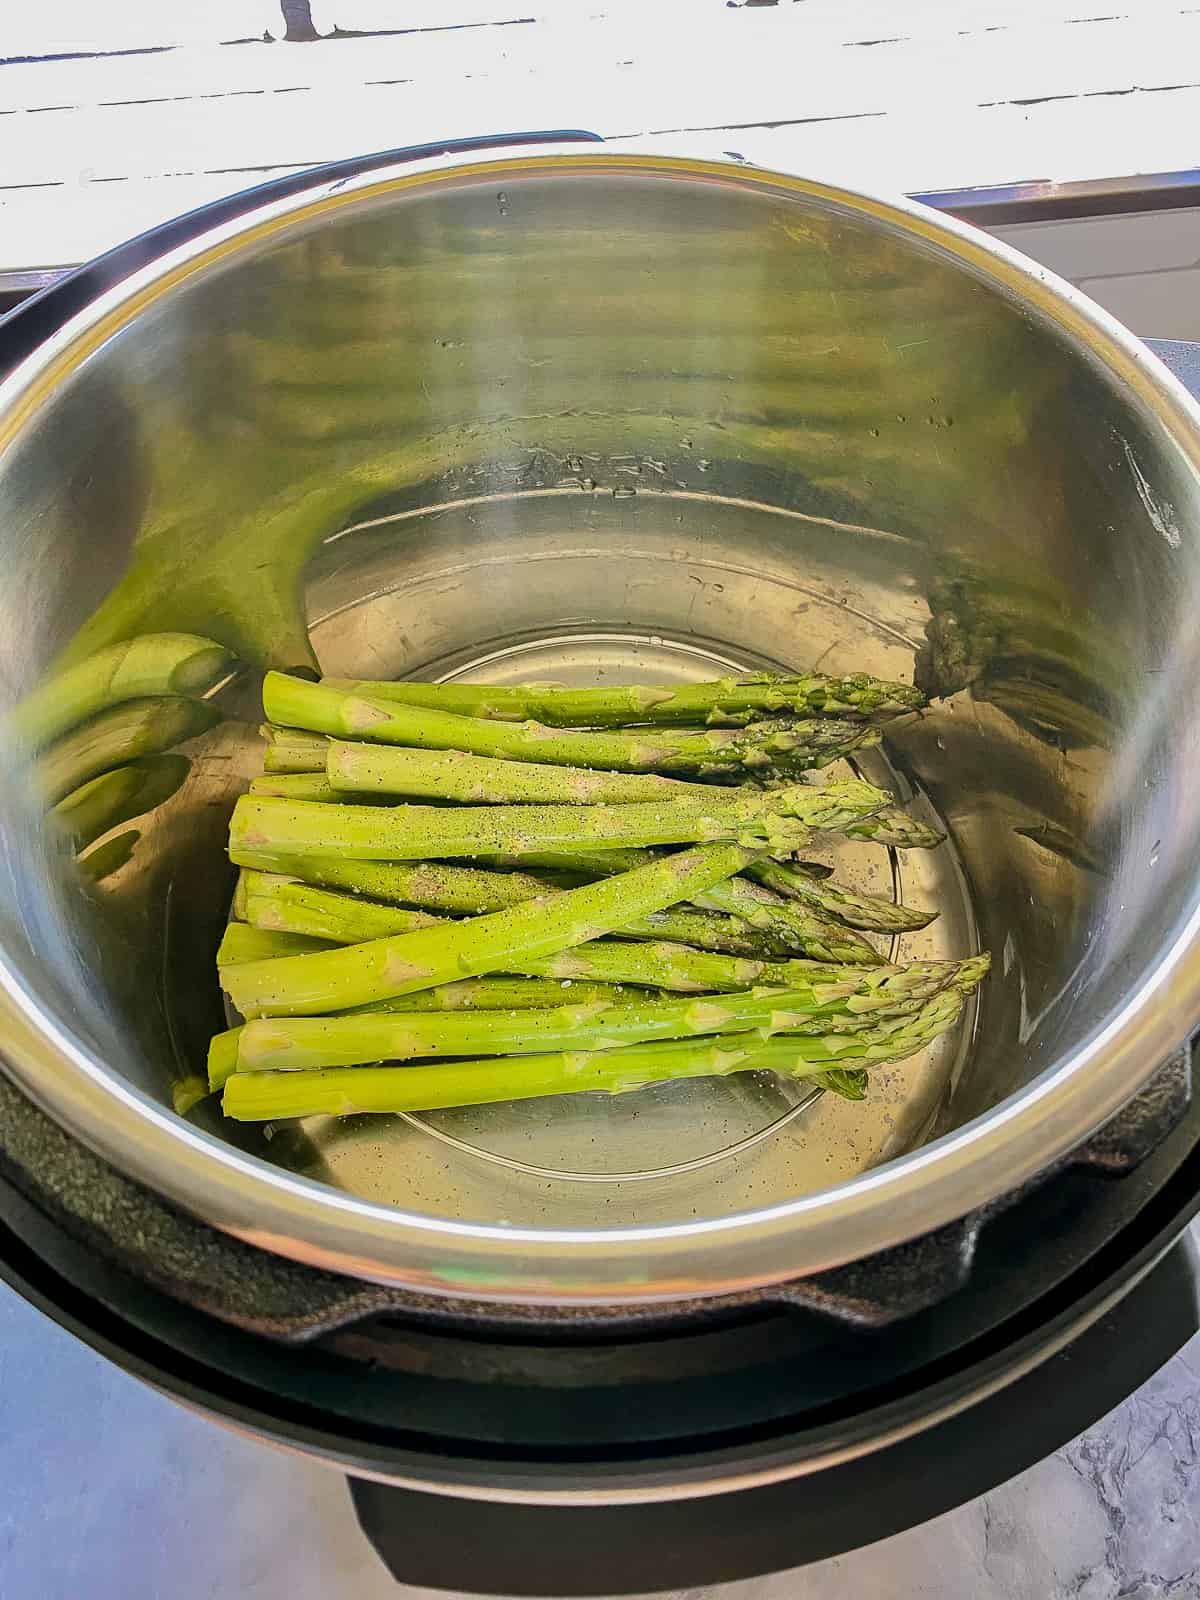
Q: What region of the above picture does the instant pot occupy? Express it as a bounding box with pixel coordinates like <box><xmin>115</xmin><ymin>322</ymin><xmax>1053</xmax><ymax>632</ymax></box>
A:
<box><xmin>2</xmin><ymin>133</ymin><xmax>1200</xmax><ymax>1592</ymax></box>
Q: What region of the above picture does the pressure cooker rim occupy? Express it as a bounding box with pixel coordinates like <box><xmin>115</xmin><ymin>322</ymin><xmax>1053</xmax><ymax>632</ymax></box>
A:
<box><xmin>3</xmin><ymin>145</ymin><xmax>1200</xmax><ymax>1303</ymax></box>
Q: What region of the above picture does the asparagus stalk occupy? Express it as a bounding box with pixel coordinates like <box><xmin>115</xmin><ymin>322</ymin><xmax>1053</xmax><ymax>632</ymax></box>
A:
<box><xmin>695</xmin><ymin>878</ymin><xmax>884</xmax><ymax>966</ymax></box>
<box><xmin>478</xmin><ymin>847</ymin><xmax>655</xmax><ymax>877</ymax></box>
<box><xmin>227</xmin><ymin>778</ymin><xmax>888</xmax><ymax>862</ymax></box>
<box><xmin>52</xmin><ymin>753</ymin><xmax>190</xmax><ymax>853</ymax></box>
<box><xmin>220</xmin><ymin>932</ymin><xmax>664</xmax><ymax>1012</ymax></box>
<box><xmin>477</xmin><ymin>843</ymin><xmax>881</xmax><ymax>965</ymax></box>
<box><xmin>250</xmin><ymin>773</ymin><xmax>354</xmax><ymax>803</ymax></box>
<box><xmin>242</xmin><ymin>874</ymin><xmax>446</xmax><ymax>942</ymax></box>
<box><xmin>206</xmin><ymin>1030</ymin><xmax>244</xmax><ymax>1096</ymax></box>
<box><xmin>353</xmin><ymin>977</ymin><xmax>644</xmax><ymax>1014</ymax></box>
<box><xmin>747</xmin><ymin>859</ymin><xmax>935</xmax><ymax>933</ymax></box>
<box><xmin>221</xmin><ymin>840</ymin><xmax>772</xmax><ymax>1017</ymax></box>
<box><xmin>221</xmin><ymin>987</ymin><xmax>968</xmax><ymax>1121</ymax></box>
<box><xmin>209</xmin><ymin>973</ymin><xmax>654</xmax><ymax>1093</ymax></box>
<box><xmin>230</xmin><ymin>880</ymin><xmax>831</xmax><ymax>987</ymax></box>
<box><xmin>623</xmin><ymin>907</ymin><xmax>795</xmax><ymax>958</ymax></box>
<box><xmin>318</xmin><ymin>671</ymin><xmax>926</xmax><ymax>727</ymax></box>
<box><xmin>844</xmin><ymin>809</ymin><xmax>944</xmax><ymax>849</ymax></box>
<box><xmin>213</xmin><ymin>935</ymin><xmax>658</xmax><ymax>1094</ymax></box>
<box><xmin>263</xmin><ymin>672</ymin><xmax>876</xmax><ymax>776</ymax></box>
<box><xmin>325</xmin><ymin>740</ymin><xmax>719</xmax><ymax>805</ymax></box>
<box><xmin>229</xmin><ymin>848</ymin><xmax>562</xmax><ymax>916</ymax></box>
<box><xmin>233</xmin><ymin>959</ymin><xmax>982</xmax><ymax>1073</ymax></box>
<box><xmin>260</xmin><ymin>725</ymin><xmax>328</xmax><ymax>774</ymax></box>
<box><xmin>217</xmin><ymin>923</ymin><xmax>332</xmax><ymax>964</ymax></box>
<box><xmin>9</xmin><ymin>632</ymin><xmax>234</xmax><ymax>753</ymax></box>
<box><xmin>239</xmin><ymin>868</ymin><xmax>792</xmax><ymax>959</ymax></box>
<box><xmin>517</xmin><ymin>940</ymin><xmax>878</xmax><ymax>992</ymax></box>
<box><xmin>37</xmin><ymin>696</ymin><xmax>220</xmax><ymax>806</ymax></box>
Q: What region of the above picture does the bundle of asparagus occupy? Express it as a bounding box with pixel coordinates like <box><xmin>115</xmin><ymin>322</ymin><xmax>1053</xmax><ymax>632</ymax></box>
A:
<box><xmin>213</xmin><ymin>667</ymin><xmax>989</xmax><ymax>1124</ymax></box>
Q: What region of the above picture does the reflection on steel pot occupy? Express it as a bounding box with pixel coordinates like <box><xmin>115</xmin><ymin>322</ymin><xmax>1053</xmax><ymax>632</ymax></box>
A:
<box><xmin>1</xmin><ymin>147</ymin><xmax>1200</xmax><ymax>1308</ymax></box>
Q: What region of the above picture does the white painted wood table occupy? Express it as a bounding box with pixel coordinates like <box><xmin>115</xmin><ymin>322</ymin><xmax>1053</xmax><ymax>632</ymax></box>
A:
<box><xmin>2</xmin><ymin>0</ymin><xmax>1199</xmax><ymax>334</ymax></box>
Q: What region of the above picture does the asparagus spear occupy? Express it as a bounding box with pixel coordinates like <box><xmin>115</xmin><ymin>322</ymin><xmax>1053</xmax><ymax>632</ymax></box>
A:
<box><xmin>221</xmin><ymin>840</ymin><xmax>773</xmax><ymax>1017</ymax></box>
<box><xmin>207</xmin><ymin>1030</ymin><xmax>243</xmax><ymax>1094</ymax></box>
<box><xmin>221</xmin><ymin>986</ymin><xmax>968</xmax><ymax>1120</ymax></box>
<box><xmin>242</xmin><ymin>874</ymin><xmax>445</xmax><ymax>942</ymax></box>
<box><xmin>844</xmin><ymin>809</ymin><xmax>944</xmax><ymax>849</ymax></box>
<box><xmin>250</xmin><ymin>773</ymin><xmax>354</xmax><ymax>803</ymax></box>
<box><xmin>233</xmin><ymin>959</ymin><xmax>982</xmax><ymax>1072</ymax></box>
<box><xmin>318</xmin><ymin>671</ymin><xmax>926</xmax><ymax>727</ymax></box>
<box><xmin>260</xmin><ymin>725</ymin><xmax>328</xmax><ymax>774</ymax></box>
<box><xmin>263</xmin><ymin>673</ymin><xmax>876</xmax><ymax>776</ymax></box>
<box><xmin>226</xmin><ymin>892</ymin><xmax>862</xmax><ymax>994</ymax></box>
<box><xmin>9</xmin><ymin>632</ymin><xmax>234</xmax><ymax>753</ymax></box>
<box><xmin>217</xmin><ymin>923</ymin><xmax>332</xmax><ymax>964</ymax></box>
<box><xmin>213</xmin><ymin>931</ymin><xmax>657</xmax><ymax>1093</ymax></box>
<box><xmin>212</xmin><ymin>936</ymin><xmax>969</xmax><ymax>1089</ymax></box>
<box><xmin>209</xmin><ymin>972</ymin><xmax>654</xmax><ymax>1093</ymax></box>
<box><xmin>478</xmin><ymin>847</ymin><xmax>655</xmax><ymax>877</ymax></box>
<box><xmin>218</xmin><ymin>927</ymin><xmax>638</xmax><ymax>1008</ymax></box>
<box><xmin>52</xmin><ymin>753</ymin><xmax>190</xmax><ymax>853</ymax></box>
<box><xmin>747</xmin><ymin>859</ymin><xmax>935</xmax><ymax>933</ymax></box>
<box><xmin>37</xmin><ymin>696</ymin><xmax>220</xmax><ymax>806</ymax></box>
<box><xmin>696</xmin><ymin>878</ymin><xmax>884</xmax><ymax>966</ymax></box>
<box><xmin>228</xmin><ymin>848</ymin><xmax>562</xmax><ymax>916</ymax></box>
<box><xmin>348</xmin><ymin>977</ymin><xmax>644</xmax><ymax>1014</ymax></box>
<box><xmin>476</xmin><ymin>843</ymin><xmax>882</xmax><ymax>965</ymax></box>
<box><xmin>227</xmin><ymin>778</ymin><xmax>888</xmax><ymax>862</ymax></box>
<box><xmin>518</xmin><ymin>941</ymin><xmax>879</xmax><ymax>992</ymax></box>
<box><xmin>239</xmin><ymin>868</ymin><xmax>792</xmax><ymax>959</ymax></box>
<box><xmin>624</xmin><ymin>908</ymin><xmax>794</xmax><ymax>958</ymax></box>
<box><xmin>325</xmin><ymin>740</ymin><xmax>720</xmax><ymax>805</ymax></box>
<box><xmin>216</xmin><ymin>966</ymin><xmax>889</xmax><ymax>1094</ymax></box>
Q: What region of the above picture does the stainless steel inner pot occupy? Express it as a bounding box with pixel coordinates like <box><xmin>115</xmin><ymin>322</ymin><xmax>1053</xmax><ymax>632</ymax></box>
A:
<box><xmin>2</xmin><ymin>147</ymin><xmax>1200</xmax><ymax>1303</ymax></box>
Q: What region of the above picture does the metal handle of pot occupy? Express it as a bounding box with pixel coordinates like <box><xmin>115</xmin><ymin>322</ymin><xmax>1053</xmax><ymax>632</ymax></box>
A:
<box><xmin>0</xmin><ymin>128</ymin><xmax>604</xmax><ymax>373</ymax></box>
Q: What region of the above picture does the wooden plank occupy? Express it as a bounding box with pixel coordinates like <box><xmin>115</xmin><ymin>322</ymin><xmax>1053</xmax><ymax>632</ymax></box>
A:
<box><xmin>5</xmin><ymin>0</ymin><xmax>1194</xmax><ymax>62</ymax></box>
<box><xmin>2</xmin><ymin>2</ymin><xmax>277</xmax><ymax>58</ymax></box>
<box><xmin>315</xmin><ymin>0</ymin><xmax>1197</xmax><ymax>43</ymax></box>
<box><xmin>4</xmin><ymin>13</ymin><xmax>1199</xmax><ymax>193</ymax></box>
<box><xmin>4</xmin><ymin>8</ymin><xmax>1197</xmax><ymax>112</ymax></box>
<box><xmin>2</xmin><ymin>1</ymin><xmax>1199</xmax><ymax>275</ymax></box>
<box><xmin>307</xmin><ymin>1</ymin><xmax>544</xmax><ymax>34</ymax></box>
<box><xmin>4</xmin><ymin>84</ymin><xmax>1199</xmax><ymax>274</ymax></box>
<box><xmin>614</xmin><ymin>94</ymin><xmax>1200</xmax><ymax>194</ymax></box>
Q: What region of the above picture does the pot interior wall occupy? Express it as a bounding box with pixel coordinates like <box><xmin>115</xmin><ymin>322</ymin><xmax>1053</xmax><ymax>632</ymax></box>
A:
<box><xmin>2</xmin><ymin>160</ymin><xmax>1200</xmax><ymax>1235</ymax></box>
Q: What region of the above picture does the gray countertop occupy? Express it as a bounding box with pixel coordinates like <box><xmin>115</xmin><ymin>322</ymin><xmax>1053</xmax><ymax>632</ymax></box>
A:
<box><xmin>3</xmin><ymin>1277</ymin><xmax>1199</xmax><ymax>1600</ymax></box>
